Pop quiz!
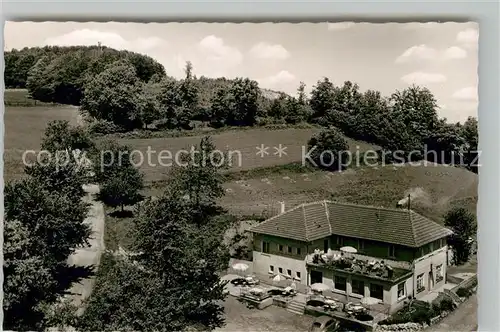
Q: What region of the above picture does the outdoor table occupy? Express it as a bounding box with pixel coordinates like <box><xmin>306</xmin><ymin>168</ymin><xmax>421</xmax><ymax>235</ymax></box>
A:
<box><xmin>324</xmin><ymin>299</ymin><xmax>339</xmax><ymax>310</ymax></box>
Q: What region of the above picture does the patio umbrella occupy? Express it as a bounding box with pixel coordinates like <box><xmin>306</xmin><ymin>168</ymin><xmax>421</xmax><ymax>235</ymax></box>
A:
<box><xmin>361</xmin><ymin>296</ymin><xmax>381</xmax><ymax>312</ymax></box>
<box><xmin>272</xmin><ymin>274</ymin><xmax>289</xmax><ymax>288</ymax></box>
<box><xmin>340</xmin><ymin>246</ymin><xmax>358</xmax><ymax>254</ymax></box>
<box><xmin>232</xmin><ymin>263</ymin><xmax>249</xmax><ymax>276</ymax></box>
<box><xmin>273</xmin><ymin>274</ymin><xmax>286</xmax><ymax>282</ymax></box>
<box><xmin>310</xmin><ymin>283</ymin><xmax>330</xmax><ymax>293</ymax></box>
<box><xmin>249</xmin><ymin>287</ymin><xmax>265</xmax><ymax>294</ymax></box>
<box><xmin>361</xmin><ymin>296</ymin><xmax>380</xmax><ymax>306</ymax></box>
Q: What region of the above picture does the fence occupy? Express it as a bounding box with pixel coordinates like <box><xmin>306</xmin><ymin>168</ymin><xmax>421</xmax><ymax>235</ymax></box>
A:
<box><xmin>451</xmin><ymin>274</ymin><xmax>477</xmax><ymax>293</ymax></box>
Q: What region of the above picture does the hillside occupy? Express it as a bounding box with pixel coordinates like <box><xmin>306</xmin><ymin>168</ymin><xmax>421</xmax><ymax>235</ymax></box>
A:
<box><xmin>213</xmin><ymin>162</ymin><xmax>478</xmax><ymax>223</ymax></box>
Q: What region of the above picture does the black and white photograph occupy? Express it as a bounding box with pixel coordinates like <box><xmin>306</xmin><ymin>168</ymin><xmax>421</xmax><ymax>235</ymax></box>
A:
<box><xmin>3</xmin><ymin>21</ymin><xmax>478</xmax><ymax>331</ymax></box>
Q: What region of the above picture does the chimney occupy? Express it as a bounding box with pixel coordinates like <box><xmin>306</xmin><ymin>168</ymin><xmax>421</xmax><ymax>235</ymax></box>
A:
<box><xmin>279</xmin><ymin>201</ymin><xmax>286</xmax><ymax>214</ymax></box>
<box><xmin>407</xmin><ymin>194</ymin><xmax>411</xmax><ymax>210</ymax></box>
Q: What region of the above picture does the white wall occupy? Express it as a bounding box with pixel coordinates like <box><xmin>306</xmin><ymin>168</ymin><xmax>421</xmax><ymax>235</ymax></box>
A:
<box><xmin>413</xmin><ymin>246</ymin><xmax>448</xmax><ymax>300</ymax></box>
<box><xmin>253</xmin><ymin>251</ymin><xmax>308</xmax><ymax>284</ymax></box>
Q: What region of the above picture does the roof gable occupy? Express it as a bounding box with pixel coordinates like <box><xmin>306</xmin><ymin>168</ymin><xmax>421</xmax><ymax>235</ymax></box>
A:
<box><xmin>249</xmin><ymin>200</ymin><xmax>452</xmax><ymax>247</ymax></box>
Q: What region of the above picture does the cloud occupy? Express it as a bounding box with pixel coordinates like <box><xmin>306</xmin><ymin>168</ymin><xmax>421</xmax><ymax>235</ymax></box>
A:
<box><xmin>400</xmin><ymin>72</ymin><xmax>447</xmax><ymax>85</ymax></box>
<box><xmin>442</xmin><ymin>46</ymin><xmax>467</xmax><ymax>60</ymax></box>
<box><xmin>456</xmin><ymin>28</ymin><xmax>478</xmax><ymax>46</ymax></box>
<box><xmin>452</xmin><ymin>86</ymin><xmax>478</xmax><ymax>101</ymax></box>
<box><xmin>395</xmin><ymin>44</ymin><xmax>438</xmax><ymax>63</ymax></box>
<box><xmin>327</xmin><ymin>22</ymin><xmax>355</xmax><ymax>31</ymax></box>
<box><xmin>198</xmin><ymin>35</ymin><xmax>243</xmax><ymax>68</ymax></box>
<box><xmin>249</xmin><ymin>42</ymin><xmax>290</xmax><ymax>60</ymax></box>
<box><xmin>396</xmin><ymin>44</ymin><xmax>469</xmax><ymax>63</ymax></box>
<box><xmin>257</xmin><ymin>70</ymin><xmax>296</xmax><ymax>90</ymax></box>
<box><xmin>45</xmin><ymin>29</ymin><xmax>166</xmax><ymax>54</ymax></box>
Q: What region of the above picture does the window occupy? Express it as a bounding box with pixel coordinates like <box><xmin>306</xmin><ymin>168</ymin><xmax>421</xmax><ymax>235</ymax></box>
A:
<box><xmin>287</xmin><ymin>269</ymin><xmax>292</xmax><ymax>277</ymax></box>
<box><xmin>388</xmin><ymin>245</ymin><xmax>396</xmax><ymax>258</ymax></box>
<box><xmin>334</xmin><ymin>276</ymin><xmax>347</xmax><ymax>292</ymax></box>
<box><xmin>324</xmin><ymin>239</ymin><xmax>329</xmax><ymax>253</ymax></box>
<box><xmin>278</xmin><ymin>267</ymin><xmax>283</xmax><ymax>274</ymax></box>
<box><xmin>296</xmin><ymin>271</ymin><xmax>301</xmax><ymax>280</ymax></box>
<box><xmin>370</xmin><ymin>283</ymin><xmax>384</xmax><ymax>300</ymax></box>
<box><xmin>358</xmin><ymin>239</ymin><xmax>365</xmax><ymax>251</ymax></box>
<box><xmin>397</xmin><ymin>282</ymin><xmax>406</xmax><ymax>300</ymax></box>
<box><xmin>352</xmin><ymin>279</ymin><xmax>364</xmax><ymax>295</ymax></box>
<box><xmin>296</xmin><ymin>247</ymin><xmax>302</xmax><ymax>255</ymax></box>
<box><xmin>262</xmin><ymin>241</ymin><xmax>270</xmax><ymax>253</ymax></box>
<box><xmin>416</xmin><ymin>273</ymin><xmax>425</xmax><ymax>292</ymax></box>
<box><xmin>336</xmin><ymin>236</ymin><xmax>344</xmax><ymax>246</ymax></box>
<box><xmin>288</xmin><ymin>246</ymin><xmax>293</xmax><ymax>254</ymax></box>
<box><xmin>436</xmin><ymin>264</ymin><xmax>443</xmax><ymax>282</ymax></box>
<box><xmin>269</xmin><ymin>265</ymin><xmax>274</xmax><ymax>274</ymax></box>
<box><xmin>279</xmin><ymin>244</ymin><xmax>284</xmax><ymax>252</ymax></box>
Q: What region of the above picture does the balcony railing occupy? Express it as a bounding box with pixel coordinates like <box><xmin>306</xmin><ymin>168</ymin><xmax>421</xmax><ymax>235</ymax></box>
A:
<box><xmin>306</xmin><ymin>252</ymin><xmax>412</xmax><ymax>283</ymax></box>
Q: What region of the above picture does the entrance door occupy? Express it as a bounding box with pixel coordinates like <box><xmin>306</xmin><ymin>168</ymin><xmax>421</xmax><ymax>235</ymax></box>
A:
<box><xmin>428</xmin><ymin>271</ymin><xmax>434</xmax><ymax>290</ymax></box>
<box><xmin>310</xmin><ymin>270</ymin><xmax>323</xmax><ymax>284</ymax></box>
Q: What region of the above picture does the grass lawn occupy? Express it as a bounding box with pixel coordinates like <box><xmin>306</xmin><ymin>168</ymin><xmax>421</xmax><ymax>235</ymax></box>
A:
<box><xmin>4</xmin><ymin>88</ymin><xmax>57</xmax><ymax>107</ymax></box>
<box><xmin>4</xmin><ymin>104</ymin><xmax>80</xmax><ymax>181</ymax></box>
<box><xmin>104</xmin><ymin>128</ymin><xmax>377</xmax><ymax>183</ymax></box>
<box><xmin>148</xmin><ymin>161</ymin><xmax>477</xmax><ymax>223</ymax></box>
<box><xmin>103</xmin><ymin>210</ymin><xmax>136</xmax><ymax>251</ymax></box>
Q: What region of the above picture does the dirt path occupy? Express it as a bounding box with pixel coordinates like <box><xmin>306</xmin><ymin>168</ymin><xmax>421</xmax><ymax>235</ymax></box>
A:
<box><xmin>425</xmin><ymin>294</ymin><xmax>477</xmax><ymax>332</ymax></box>
<box><xmin>66</xmin><ymin>184</ymin><xmax>105</xmax><ymax>314</ymax></box>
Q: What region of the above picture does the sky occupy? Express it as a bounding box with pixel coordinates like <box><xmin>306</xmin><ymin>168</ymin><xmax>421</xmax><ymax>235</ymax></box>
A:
<box><xmin>5</xmin><ymin>21</ymin><xmax>478</xmax><ymax>123</ymax></box>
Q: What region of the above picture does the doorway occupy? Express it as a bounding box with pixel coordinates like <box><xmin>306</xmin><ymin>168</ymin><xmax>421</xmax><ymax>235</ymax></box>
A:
<box><xmin>310</xmin><ymin>270</ymin><xmax>323</xmax><ymax>284</ymax></box>
<box><xmin>428</xmin><ymin>271</ymin><xmax>434</xmax><ymax>290</ymax></box>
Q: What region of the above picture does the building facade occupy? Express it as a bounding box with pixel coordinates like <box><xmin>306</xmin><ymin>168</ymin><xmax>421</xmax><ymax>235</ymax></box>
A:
<box><xmin>250</xmin><ymin>200</ymin><xmax>453</xmax><ymax>313</ymax></box>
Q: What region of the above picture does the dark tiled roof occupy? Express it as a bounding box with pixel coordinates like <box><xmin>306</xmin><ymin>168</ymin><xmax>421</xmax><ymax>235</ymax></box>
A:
<box><xmin>249</xmin><ymin>200</ymin><xmax>453</xmax><ymax>247</ymax></box>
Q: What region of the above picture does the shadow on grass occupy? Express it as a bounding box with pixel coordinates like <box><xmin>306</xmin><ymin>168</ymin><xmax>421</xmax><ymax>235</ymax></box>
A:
<box><xmin>109</xmin><ymin>210</ymin><xmax>134</xmax><ymax>218</ymax></box>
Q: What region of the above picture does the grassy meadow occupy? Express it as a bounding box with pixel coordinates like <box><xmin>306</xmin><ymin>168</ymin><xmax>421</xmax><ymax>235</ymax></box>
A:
<box><xmin>4</xmin><ymin>88</ymin><xmax>478</xmax><ymax>245</ymax></box>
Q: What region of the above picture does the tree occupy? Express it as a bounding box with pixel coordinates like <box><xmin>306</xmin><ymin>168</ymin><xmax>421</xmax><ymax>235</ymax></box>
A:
<box><xmin>80</xmin><ymin>60</ymin><xmax>143</xmax><ymax>130</ymax></box>
<box><xmin>444</xmin><ymin>206</ymin><xmax>477</xmax><ymax>265</ymax></box>
<box><xmin>40</xmin><ymin>120</ymin><xmax>94</xmax><ymax>153</ymax></box>
<box><xmin>384</xmin><ymin>85</ymin><xmax>440</xmax><ymax>159</ymax></box>
<box><xmin>91</xmin><ymin>140</ymin><xmax>144</xmax><ymax>213</ymax></box>
<box><xmin>98</xmin><ymin>166</ymin><xmax>144</xmax><ymax>213</ymax></box>
<box><xmin>78</xmin><ymin>137</ymin><xmax>232</xmax><ymax>331</ymax></box>
<box><xmin>306</xmin><ymin>128</ymin><xmax>350</xmax><ymax>171</ymax></box>
<box><xmin>424</xmin><ymin>119</ymin><xmax>465</xmax><ymax>165</ymax></box>
<box><xmin>226</xmin><ymin>78</ymin><xmax>261</xmax><ymax>126</ymax></box>
<box><xmin>309</xmin><ymin>77</ymin><xmax>335</xmax><ymax>122</ymax></box>
<box><xmin>156</xmin><ymin>77</ymin><xmax>183</xmax><ymax>129</ymax></box>
<box><xmin>268</xmin><ymin>92</ymin><xmax>288</xmax><ymax>120</ymax></box>
<box><xmin>4</xmin><ymin>178</ymin><xmax>92</xmax><ymax>330</ymax></box>
<box><xmin>26</xmin><ymin>56</ymin><xmax>54</xmax><ymax>102</ymax></box>
<box><xmin>209</xmin><ymin>88</ymin><xmax>231</xmax><ymax>128</ymax></box>
<box><xmin>137</xmin><ymin>82</ymin><xmax>161</xmax><ymax>129</ymax></box>
<box><xmin>168</xmin><ymin>136</ymin><xmax>229</xmax><ymax>224</ymax></box>
<box><xmin>461</xmin><ymin>117</ymin><xmax>479</xmax><ymax>173</ymax></box>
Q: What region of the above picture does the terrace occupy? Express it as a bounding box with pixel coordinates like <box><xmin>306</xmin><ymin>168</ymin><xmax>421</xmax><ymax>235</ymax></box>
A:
<box><xmin>306</xmin><ymin>251</ymin><xmax>412</xmax><ymax>283</ymax></box>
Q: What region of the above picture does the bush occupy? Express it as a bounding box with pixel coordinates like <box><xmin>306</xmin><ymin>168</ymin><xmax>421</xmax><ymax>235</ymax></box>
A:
<box><xmin>379</xmin><ymin>300</ymin><xmax>434</xmax><ymax>325</ymax></box>
<box><xmin>88</xmin><ymin>119</ymin><xmax>123</xmax><ymax>135</ymax></box>
<box><xmin>439</xmin><ymin>298</ymin><xmax>455</xmax><ymax>312</ymax></box>
<box><xmin>456</xmin><ymin>287</ymin><xmax>472</xmax><ymax>298</ymax></box>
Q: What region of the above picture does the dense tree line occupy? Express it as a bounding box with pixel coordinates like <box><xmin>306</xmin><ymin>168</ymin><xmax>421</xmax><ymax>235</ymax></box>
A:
<box><xmin>3</xmin><ymin>121</ymin><xmax>94</xmax><ymax>330</ymax></box>
<box><xmin>305</xmin><ymin>78</ymin><xmax>478</xmax><ymax>172</ymax></box>
<box><xmin>5</xmin><ymin>46</ymin><xmax>165</xmax><ymax>105</ymax></box>
<box><xmin>5</xmin><ymin>46</ymin><xmax>479</xmax><ymax>172</ymax></box>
